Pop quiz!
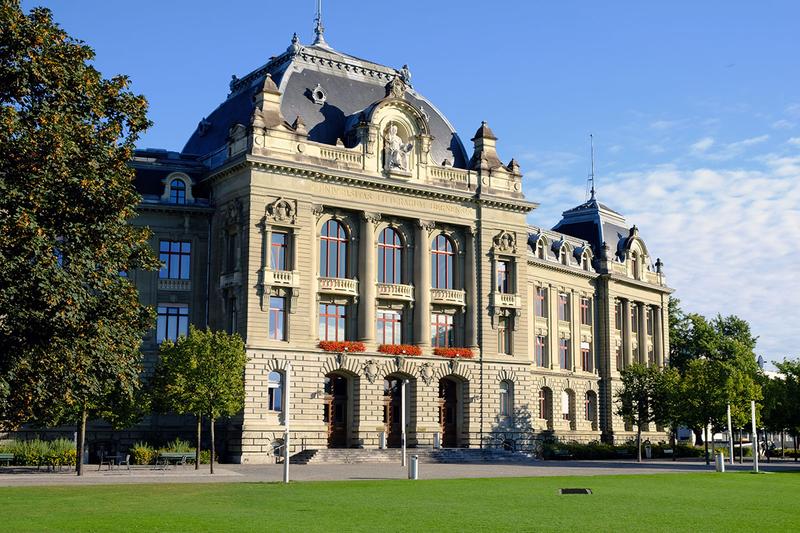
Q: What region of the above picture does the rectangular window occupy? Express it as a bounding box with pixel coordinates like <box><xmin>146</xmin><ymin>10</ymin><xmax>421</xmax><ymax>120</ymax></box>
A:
<box><xmin>430</xmin><ymin>313</ymin><xmax>454</xmax><ymax>348</ymax></box>
<box><xmin>269</xmin><ymin>296</ymin><xmax>286</xmax><ymax>341</ymax></box>
<box><xmin>376</xmin><ymin>309</ymin><xmax>402</xmax><ymax>345</ymax></box>
<box><xmin>271</xmin><ymin>232</ymin><xmax>288</xmax><ymax>271</ymax></box>
<box><xmin>580</xmin><ymin>297</ymin><xmax>592</xmax><ymax>326</ymax></box>
<box><xmin>267</xmin><ymin>372</ymin><xmax>283</xmax><ymax>412</ymax></box>
<box><xmin>615</xmin><ymin>301</ymin><xmax>623</xmax><ymax>331</ymax></box>
<box><xmin>581</xmin><ymin>341</ymin><xmax>592</xmax><ymax>372</ymax></box>
<box><xmin>646</xmin><ymin>307</ymin><xmax>654</xmax><ymax>336</ymax></box>
<box><xmin>497</xmin><ymin>317</ymin><xmax>512</xmax><ymax>355</ymax></box>
<box><xmin>156</xmin><ymin>305</ymin><xmax>189</xmax><ymax>343</ymax></box>
<box><xmin>631</xmin><ymin>307</ymin><xmax>639</xmax><ymax>332</ymax></box>
<box><xmin>535</xmin><ymin>335</ymin><xmax>548</xmax><ymax>367</ymax></box>
<box><xmin>319</xmin><ymin>303</ymin><xmax>346</xmax><ymax>341</ymax></box>
<box><xmin>535</xmin><ymin>287</ymin><xmax>548</xmax><ymax>318</ymax></box>
<box><xmin>559</xmin><ymin>338</ymin><xmax>570</xmax><ymax>370</ymax></box>
<box><xmin>159</xmin><ymin>240</ymin><xmax>191</xmax><ymax>280</ymax></box>
<box><xmin>496</xmin><ymin>261</ymin><xmax>510</xmax><ymax>294</ymax></box>
<box><xmin>558</xmin><ymin>292</ymin><xmax>570</xmax><ymax>322</ymax></box>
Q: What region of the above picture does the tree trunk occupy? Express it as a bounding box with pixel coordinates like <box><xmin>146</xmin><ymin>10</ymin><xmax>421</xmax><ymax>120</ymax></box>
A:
<box><xmin>76</xmin><ymin>408</ymin><xmax>87</xmax><ymax>476</ymax></box>
<box><xmin>210</xmin><ymin>416</ymin><xmax>215</xmax><ymax>475</ymax></box>
<box><xmin>693</xmin><ymin>428</ymin><xmax>703</xmax><ymax>446</ymax></box>
<box><xmin>637</xmin><ymin>425</ymin><xmax>642</xmax><ymax>463</ymax></box>
<box><xmin>704</xmin><ymin>425</ymin><xmax>710</xmax><ymax>465</ymax></box>
<box><xmin>781</xmin><ymin>431</ymin><xmax>785</xmax><ymax>458</ymax></box>
<box><xmin>794</xmin><ymin>435</ymin><xmax>798</xmax><ymax>462</ymax></box>
<box><xmin>195</xmin><ymin>414</ymin><xmax>202</xmax><ymax>470</ymax></box>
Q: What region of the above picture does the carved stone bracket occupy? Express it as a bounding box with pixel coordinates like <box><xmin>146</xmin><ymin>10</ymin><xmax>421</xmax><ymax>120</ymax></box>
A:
<box><xmin>419</xmin><ymin>362</ymin><xmax>434</xmax><ymax>386</ymax></box>
<box><xmin>363</xmin><ymin>359</ymin><xmax>380</xmax><ymax>384</ymax></box>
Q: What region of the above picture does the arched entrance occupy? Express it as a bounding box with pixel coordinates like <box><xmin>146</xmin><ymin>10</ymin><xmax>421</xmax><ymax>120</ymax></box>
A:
<box><xmin>383</xmin><ymin>376</ymin><xmax>407</xmax><ymax>447</ymax></box>
<box><xmin>324</xmin><ymin>373</ymin><xmax>349</xmax><ymax>447</ymax></box>
<box><xmin>439</xmin><ymin>378</ymin><xmax>459</xmax><ymax>447</ymax></box>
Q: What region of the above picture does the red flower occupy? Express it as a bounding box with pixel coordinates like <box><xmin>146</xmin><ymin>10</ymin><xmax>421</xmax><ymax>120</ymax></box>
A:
<box><xmin>433</xmin><ymin>347</ymin><xmax>474</xmax><ymax>359</ymax></box>
<box><xmin>318</xmin><ymin>341</ymin><xmax>366</xmax><ymax>353</ymax></box>
<box><xmin>377</xmin><ymin>344</ymin><xmax>422</xmax><ymax>356</ymax></box>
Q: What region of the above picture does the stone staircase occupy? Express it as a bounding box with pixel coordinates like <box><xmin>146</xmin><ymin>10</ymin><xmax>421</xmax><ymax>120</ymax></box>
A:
<box><xmin>289</xmin><ymin>447</ymin><xmax>537</xmax><ymax>465</ymax></box>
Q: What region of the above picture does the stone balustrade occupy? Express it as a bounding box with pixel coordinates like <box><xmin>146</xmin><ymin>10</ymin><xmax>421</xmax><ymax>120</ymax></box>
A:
<box><xmin>376</xmin><ymin>282</ymin><xmax>414</xmax><ymax>301</ymax></box>
<box><xmin>318</xmin><ymin>276</ymin><xmax>359</xmax><ymax>297</ymax></box>
<box><xmin>430</xmin><ymin>288</ymin><xmax>466</xmax><ymax>306</ymax></box>
<box><xmin>491</xmin><ymin>291</ymin><xmax>521</xmax><ymax>309</ymax></box>
<box><xmin>263</xmin><ymin>269</ymin><xmax>300</xmax><ymax>288</ymax></box>
<box><xmin>158</xmin><ymin>278</ymin><xmax>192</xmax><ymax>292</ymax></box>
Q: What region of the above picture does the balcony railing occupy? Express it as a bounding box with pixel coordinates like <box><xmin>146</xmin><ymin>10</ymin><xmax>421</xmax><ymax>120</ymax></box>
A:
<box><xmin>219</xmin><ymin>271</ymin><xmax>241</xmax><ymax>289</ymax></box>
<box><xmin>263</xmin><ymin>269</ymin><xmax>300</xmax><ymax>288</ymax></box>
<box><xmin>158</xmin><ymin>278</ymin><xmax>191</xmax><ymax>292</ymax></box>
<box><xmin>376</xmin><ymin>283</ymin><xmax>414</xmax><ymax>301</ymax></box>
<box><xmin>430</xmin><ymin>288</ymin><xmax>466</xmax><ymax>306</ymax></box>
<box><xmin>491</xmin><ymin>292</ymin><xmax>521</xmax><ymax>309</ymax></box>
<box><xmin>318</xmin><ymin>277</ymin><xmax>359</xmax><ymax>297</ymax></box>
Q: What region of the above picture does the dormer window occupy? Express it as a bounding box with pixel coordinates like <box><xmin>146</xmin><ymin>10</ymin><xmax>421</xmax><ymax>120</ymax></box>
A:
<box><xmin>169</xmin><ymin>178</ymin><xmax>187</xmax><ymax>205</ymax></box>
<box><xmin>631</xmin><ymin>252</ymin><xmax>639</xmax><ymax>279</ymax></box>
<box><xmin>536</xmin><ymin>240</ymin><xmax>545</xmax><ymax>259</ymax></box>
<box><xmin>560</xmin><ymin>248</ymin><xmax>568</xmax><ymax>266</ymax></box>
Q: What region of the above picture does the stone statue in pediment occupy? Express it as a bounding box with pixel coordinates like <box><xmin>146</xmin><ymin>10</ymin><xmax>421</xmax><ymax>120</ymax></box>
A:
<box><xmin>384</xmin><ymin>123</ymin><xmax>413</xmax><ymax>172</ymax></box>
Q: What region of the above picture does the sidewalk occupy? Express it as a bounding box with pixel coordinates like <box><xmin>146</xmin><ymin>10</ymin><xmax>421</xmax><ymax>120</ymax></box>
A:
<box><xmin>2</xmin><ymin>459</ymin><xmax>799</xmax><ymax>487</ymax></box>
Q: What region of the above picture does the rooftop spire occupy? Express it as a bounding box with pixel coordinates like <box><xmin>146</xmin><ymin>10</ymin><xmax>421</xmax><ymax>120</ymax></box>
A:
<box><xmin>587</xmin><ymin>133</ymin><xmax>596</xmax><ymax>201</ymax></box>
<box><xmin>313</xmin><ymin>0</ymin><xmax>327</xmax><ymax>46</ymax></box>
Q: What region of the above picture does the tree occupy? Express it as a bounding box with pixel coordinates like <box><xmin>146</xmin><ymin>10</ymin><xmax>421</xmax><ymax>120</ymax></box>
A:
<box><xmin>153</xmin><ymin>327</ymin><xmax>247</xmax><ymax>474</ymax></box>
<box><xmin>0</xmin><ymin>4</ymin><xmax>158</xmax><ymax>475</ymax></box>
<box><xmin>617</xmin><ymin>364</ymin><xmax>672</xmax><ymax>462</ymax></box>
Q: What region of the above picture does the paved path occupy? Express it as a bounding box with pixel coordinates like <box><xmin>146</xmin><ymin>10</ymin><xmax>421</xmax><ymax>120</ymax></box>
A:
<box><xmin>2</xmin><ymin>459</ymin><xmax>799</xmax><ymax>487</ymax></box>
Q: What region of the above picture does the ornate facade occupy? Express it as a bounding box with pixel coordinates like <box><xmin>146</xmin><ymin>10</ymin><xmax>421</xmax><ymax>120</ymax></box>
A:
<box><xmin>131</xmin><ymin>29</ymin><xmax>672</xmax><ymax>463</ymax></box>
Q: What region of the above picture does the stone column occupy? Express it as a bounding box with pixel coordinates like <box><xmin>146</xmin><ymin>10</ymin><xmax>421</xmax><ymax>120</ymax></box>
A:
<box><xmin>622</xmin><ymin>299</ymin><xmax>632</xmax><ymax>368</ymax></box>
<box><xmin>653</xmin><ymin>305</ymin><xmax>664</xmax><ymax>367</ymax></box>
<box><xmin>548</xmin><ymin>286</ymin><xmax>558</xmax><ymax>370</ymax></box>
<box><xmin>464</xmin><ymin>227</ymin><xmax>478</xmax><ymax>348</ymax></box>
<box><xmin>414</xmin><ymin>220</ymin><xmax>433</xmax><ymax>347</ymax></box>
<box><xmin>638</xmin><ymin>303</ymin><xmax>647</xmax><ymax>365</ymax></box>
<box><xmin>358</xmin><ymin>213</ymin><xmax>380</xmax><ymax>343</ymax></box>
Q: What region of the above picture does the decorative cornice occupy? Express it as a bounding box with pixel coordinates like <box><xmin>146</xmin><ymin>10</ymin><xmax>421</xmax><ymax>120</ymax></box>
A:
<box><xmin>527</xmin><ymin>256</ymin><xmax>598</xmax><ymax>279</ymax></box>
<box><xmin>137</xmin><ymin>204</ymin><xmax>215</xmax><ymax>216</ymax></box>
<box><xmin>604</xmin><ymin>273</ymin><xmax>674</xmax><ymax>294</ymax></box>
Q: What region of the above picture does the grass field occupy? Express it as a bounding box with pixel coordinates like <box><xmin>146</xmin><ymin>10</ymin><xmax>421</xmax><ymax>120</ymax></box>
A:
<box><xmin>1</xmin><ymin>473</ymin><xmax>798</xmax><ymax>532</ymax></box>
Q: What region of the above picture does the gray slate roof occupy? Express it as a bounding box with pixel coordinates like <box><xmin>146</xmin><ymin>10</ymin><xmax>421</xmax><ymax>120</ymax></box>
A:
<box><xmin>551</xmin><ymin>197</ymin><xmax>631</xmax><ymax>258</ymax></box>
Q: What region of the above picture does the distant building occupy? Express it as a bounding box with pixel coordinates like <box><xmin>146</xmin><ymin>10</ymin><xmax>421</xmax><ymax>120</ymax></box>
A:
<box><xmin>129</xmin><ymin>26</ymin><xmax>672</xmax><ymax>462</ymax></box>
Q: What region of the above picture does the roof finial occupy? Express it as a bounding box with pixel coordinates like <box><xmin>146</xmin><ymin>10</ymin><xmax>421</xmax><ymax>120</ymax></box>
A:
<box><xmin>587</xmin><ymin>133</ymin><xmax>596</xmax><ymax>201</ymax></box>
<box><xmin>313</xmin><ymin>0</ymin><xmax>326</xmax><ymax>46</ymax></box>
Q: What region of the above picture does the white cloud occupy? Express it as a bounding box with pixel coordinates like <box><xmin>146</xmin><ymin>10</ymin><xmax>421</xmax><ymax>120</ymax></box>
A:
<box><xmin>787</xmin><ymin>103</ymin><xmax>800</xmax><ymax>118</ymax></box>
<box><xmin>697</xmin><ymin>134</ymin><xmax>770</xmax><ymax>161</ymax></box>
<box><xmin>787</xmin><ymin>137</ymin><xmax>800</xmax><ymax>147</ymax></box>
<box><xmin>771</xmin><ymin>119</ymin><xmax>795</xmax><ymax>130</ymax></box>
<box><xmin>650</xmin><ymin>119</ymin><xmax>682</xmax><ymax>130</ymax></box>
<box><xmin>691</xmin><ymin>137</ymin><xmax>715</xmax><ymax>154</ymax></box>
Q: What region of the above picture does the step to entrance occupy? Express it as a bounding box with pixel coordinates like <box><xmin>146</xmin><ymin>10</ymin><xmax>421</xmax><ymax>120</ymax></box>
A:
<box><xmin>290</xmin><ymin>447</ymin><xmax>537</xmax><ymax>465</ymax></box>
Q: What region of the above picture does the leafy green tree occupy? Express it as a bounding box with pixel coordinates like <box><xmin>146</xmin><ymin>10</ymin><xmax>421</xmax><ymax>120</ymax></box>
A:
<box><xmin>0</xmin><ymin>3</ymin><xmax>158</xmax><ymax>475</ymax></box>
<box><xmin>772</xmin><ymin>359</ymin><xmax>800</xmax><ymax>459</ymax></box>
<box><xmin>617</xmin><ymin>364</ymin><xmax>672</xmax><ymax>462</ymax></box>
<box><xmin>153</xmin><ymin>327</ymin><xmax>248</xmax><ymax>474</ymax></box>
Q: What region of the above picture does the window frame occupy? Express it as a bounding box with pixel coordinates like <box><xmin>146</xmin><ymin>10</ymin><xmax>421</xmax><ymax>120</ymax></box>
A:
<box><xmin>558</xmin><ymin>292</ymin><xmax>570</xmax><ymax>322</ymax></box>
<box><xmin>377</xmin><ymin>227</ymin><xmax>403</xmax><ymax>284</ymax></box>
<box><xmin>559</xmin><ymin>338</ymin><xmax>571</xmax><ymax>370</ymax></box>
<box><xmin>267</xmin><ymin>371</ymin><xmax>283</xmax><ymax>412</ymax></box>
<box><xmin>159</xmin><ymin>240</ymin><xmax>191</xmax><ymax>280</ymax></box>
<box><xmin>169</xmin><ymin>178</ymin><xmax>187</xmax><ymax>205</ymax></box>
<box><xmin>535</xmin><ymin>334</ymin><xmax>548</xmax><ymax>367</ymax></box>
<box><xmin>499</xmin><ymin>381</ymin><xmax>513</xmax><ymax>417</ymax></box>
<box><xmin>320</xmin><ymin>220</ymin><xmax>348</xmax><ymax>278</ymax></box>
<box><xmin>319</xmin><ymin>303</ymin><xmax>347</xmax><ymax>341</ymax></box>
<box><xmin>376</xmin><ymin>309</ymin><xmax>403</xmax><ymax>345</ymax></box>
<box><xmin>430</xmin><ymin>312</ymin><xmax>454</xmax><ymax>348</ymax></box>
<box><xmin>580</xmin><ymin>296</ymin><xmax>592</xmax><ymax>326</ymax></box>
<box><xmin>270</xmin><ymin>231</ymin><xmax>289</xmax><ymax>271</ymax></box>
<box><xmin>431</xmin><ymin>234</ymin><xmax>454</xmax><ymax>289</ymax></box>
<box><xmin>535</xmin><ymin>287</ymin><xmax>548</xmax><ymax>318</ymax></box>
<box><xmin>156</xmin><ymin>305</ymin><xmax>189</xmax><ymax>344</ymax></box>
<box><xmin>269</xmin><ymin>296</ymin><xmax>287</xmax><ymax>341</ymax></box>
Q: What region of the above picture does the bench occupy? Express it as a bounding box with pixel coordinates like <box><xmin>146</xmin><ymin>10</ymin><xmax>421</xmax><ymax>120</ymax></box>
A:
<box><xmin>0</xmin><ymin>453</ymin><xmax>13</xmax><ymax>466</ymax></box>
<box><xmin>153</xmin><ymin>452</ymin><xmax>192</xmax><ymax>470</ymax></box>
<box><xmin>551</xmin><ymin>449</ymin><xmax>573</xmax><ymax>459</ymax></box>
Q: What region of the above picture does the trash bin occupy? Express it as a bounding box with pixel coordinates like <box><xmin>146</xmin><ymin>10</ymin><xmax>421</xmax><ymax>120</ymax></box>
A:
<box><xmin>644</xmin><ymin>444</ymin><xmax>652</xmax><ymax>459</ymax></box>
<box><xmin>408</xmin><ymin>455</ymin><xmax>419</xmax><ymax>480</ymax></box>
<box><xmin>715</xmin><ymin>451</ymin><xmax>725</xmax><ymax>472</ymax></box>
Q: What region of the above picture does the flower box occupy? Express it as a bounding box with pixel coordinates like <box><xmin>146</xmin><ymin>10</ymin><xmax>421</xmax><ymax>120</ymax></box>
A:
<box><xmin>433</xmin><ymin>347</ymin><xmax>474</xmax><ymax>359</ymax></box>
<box><xmin>377</xmin><ymin>344</ymin><xmax>422</xmax><ymax>356</ymax></box>
<box><xmin>318</xmin><ymin>341</ymin><xmax>366</xmax><ymax>353</ymax></box>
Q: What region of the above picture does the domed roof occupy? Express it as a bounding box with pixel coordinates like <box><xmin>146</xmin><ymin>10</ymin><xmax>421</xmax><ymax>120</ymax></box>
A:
<box><xmin>182</xmin><ymin>35</ymin><xmax>468</xmax><ymax>169</ymax></box>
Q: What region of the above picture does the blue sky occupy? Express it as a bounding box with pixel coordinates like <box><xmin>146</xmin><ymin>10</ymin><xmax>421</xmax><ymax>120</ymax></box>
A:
<box><xmin>23</xmin><ymin>1</ymin><xmax>800</xmax><ymax>365</ymax></box>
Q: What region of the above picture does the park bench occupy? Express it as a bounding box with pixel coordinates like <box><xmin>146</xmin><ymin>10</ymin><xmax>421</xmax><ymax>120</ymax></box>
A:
<box><xmin>551</xmin><ymin>449</ymin><xmax>573</xmax><ymax>459</ymax></box>
<box><xmin>153</xmin><ymin>452</ymin><xmax>192</xmax><ymax>470</ymax></box>
<box><xmin>0</xmin><ymin>453</ymin><xmax>13</xmax><ymax>466</ymax></box>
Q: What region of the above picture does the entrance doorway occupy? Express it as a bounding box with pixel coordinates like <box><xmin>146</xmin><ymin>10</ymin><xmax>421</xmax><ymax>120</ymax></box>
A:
<box><xmin>383</xmin><ymin>377</ymin><xmax>403</xmax><ymax>447</ymax></box>
<box><xmin>439</xmin><ymin>378</ymin><xmax>459</xmax><ymax>447</ymax></box>
<box><xmin>324</xmin><ymin>374</ymin><xmax>348</xmax><ymax>447</ymax></box>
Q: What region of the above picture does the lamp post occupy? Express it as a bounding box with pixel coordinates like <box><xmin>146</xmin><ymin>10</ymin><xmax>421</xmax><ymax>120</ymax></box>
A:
<box><xmin>283</xmin><ymin>362</ymin><xmax>291</xmax><ymax>484</ymax></box>
<box><xmin>401</xmin><ymin>379</ymin><xmax>408</xmax><ymax>467</ymax></box>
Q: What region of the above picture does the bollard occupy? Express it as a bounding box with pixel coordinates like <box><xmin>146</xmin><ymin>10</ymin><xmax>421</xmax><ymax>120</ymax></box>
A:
<box><xmin>433</xmin><ymin>432</ymin><xmax>441</xmax><ymax>449</ymax></box>
<box><xmin>379</xmin><ymin>431</ymin><xmax>386</xmax><ymax>450</ymax></box>
<box><xmin>715</xmin><ymin>451</ymin><xmax>725</xmax><ymax>473</ymax></box>
<box><xmin>408</xmin><ymin>455</ymin><xmax>419</xmax><ymax>480</ymax></box>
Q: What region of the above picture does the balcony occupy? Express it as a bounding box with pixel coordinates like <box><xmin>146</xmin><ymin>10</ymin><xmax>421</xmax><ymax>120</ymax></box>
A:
<box><xmin>491</xmin><ymin>292</ymin><xmax>521</xmax><ymax>309</ymax></box>
<box><xmin>430</xmin><ymin>288</ymin><xmax>466</xmax><ymax>306</ymax></box>
<box><xmin>318</xmin><ymin>277</ymin><xmax>359</xmax><ymax>297</ymax></box>
<box><xmin>219</xmin><ymin>271</ymin><xmax>241</xmax><ymax>289</ymax></box>
<box><xmin>262</xmin><ymin>269</ymin><xmax>300</xmax><ymax>288</ymax></box>
<box><xmin>158</xmin><ymin>278</ymin><xmax>191</xmax><ymax>292</ymax></box>
<box><xmin>376</xmin><ymin>283</ymin><xmax>414</xmax><ymax>301</ymax></box>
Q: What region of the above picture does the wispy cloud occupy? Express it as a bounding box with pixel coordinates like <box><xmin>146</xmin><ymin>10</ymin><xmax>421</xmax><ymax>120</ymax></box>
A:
<box><xmin>787</xmin><ymin>137</ymin><xmax>800</xmax><ymax>147</ymax></box>
<box><xmin>691</xmin><ymin>137</ymin><xmax>715</xmax><ymax>154</ymax></box>
<box><xmin>772</xmin><ymin>119</ymin><xmax>795</xmax><ymax>130</ymax></box>
<box><xmin>693</xmin><ymin>134</ymin><xmax>770</xmax><ymax>161</ymax></box>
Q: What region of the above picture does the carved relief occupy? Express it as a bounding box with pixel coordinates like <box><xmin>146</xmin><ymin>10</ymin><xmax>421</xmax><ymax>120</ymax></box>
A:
<box><xmin>419</xmin><ymin>362</ymin><xmax>434</xmax><ymax>386</ymax></box>
<box><xmin>363</xmin><ymin>360</ymin><xmax>380</xmax><ymax>384</ymax></box>
<box><xmin>383</xmin><ymin>123</ymin><xmax>413</xmax><ymax>172</ymax></box>
<box><xmin>385</xmin><ymin>76</ymin><xmax>407</xmax><ymax>99</ymax></box>
<box><xmin>493</xmin><ymin>230</ymin><xmax>517</xmax><ymax>254</ymax></box>
<box><xmin>266</xmin><ymin>198</ymin><xmax>297</xmax><ymax>224</ymax></box>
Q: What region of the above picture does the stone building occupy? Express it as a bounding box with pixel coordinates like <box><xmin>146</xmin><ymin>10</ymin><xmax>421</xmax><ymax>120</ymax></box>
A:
<box><xmin>131</xmin><ymin>26</ymin><xmax>672</xmax><ymax>463</ymax></box>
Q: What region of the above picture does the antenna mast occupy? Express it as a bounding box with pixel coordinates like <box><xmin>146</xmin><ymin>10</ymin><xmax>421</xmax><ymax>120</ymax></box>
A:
<box><xmin>313</xmin><ymin>0</ymin><xmax>326</xmax><ymax>45</ymax></box>
<box><xmin>587</xmin><ymin>134</ymin><xmax>596</xmax><ymax>201</ymax></box>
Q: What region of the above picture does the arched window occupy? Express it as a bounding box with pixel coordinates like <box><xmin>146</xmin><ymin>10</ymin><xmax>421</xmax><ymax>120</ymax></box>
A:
<box><xmin>560</xmin><ymin>246</ymin><xmax>569</xmax><ymax>266</ymax></box>
<box><xmin>562</xmin><ymin>389</ymin><xmax>576</xmax><ymax>430</ymax></box>
<box><xmin>539</xmin><ymin>387</ymin><xmax>553</xmax><ymax>428</ymax></box>
<box><xmin>536</xmin><ymin>239</ymin><xmax>545</xmax><ymax>259</ymax></box>
<box><xmin>630</xmin><ymin>251</ymin><xmax>639</xmax><ymax>279</ymax></box>
<box><xmin>169</xmin><ymin>179</ymin><xmax>187</xmax><ymax>205</ymax></box>
<box><xmin>267</xmin><ymin>371</ymin><xmax>283</xmax><ymax>412</ymax></box>
<box><xmin>431</xmin><ymin>234</ymin><xmax>454</xmax><ymax>289</ymax></box>
<box><xmin>499</xmin><ymin>380</ymin><xmax>513</xmax><ymax>417</ymax></box>
<box><xmin>378</xmin><ymin>227</ymin><xmax>402</xmax><ymax>284</ymax></box>
<box><xmin>320</xmin><ymin>220</ymin><xmax>348</xmax><ymax>278</ymax></box>
<box><xmin>582</xmin><ymin>253</ymin><xmax>591</xmax><ymax>271</ymax></box>
<box><xmin>585</xmin><ymin>391</ymin><xmax>598</xmax><ymax>430</ymax></box>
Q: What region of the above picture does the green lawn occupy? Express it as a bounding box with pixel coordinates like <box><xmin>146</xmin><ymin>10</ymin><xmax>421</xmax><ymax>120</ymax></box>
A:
<box><xmin>1</xmin><ymin>473</ymin><xmax>798</xmax><ymax>532</ymax></box>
